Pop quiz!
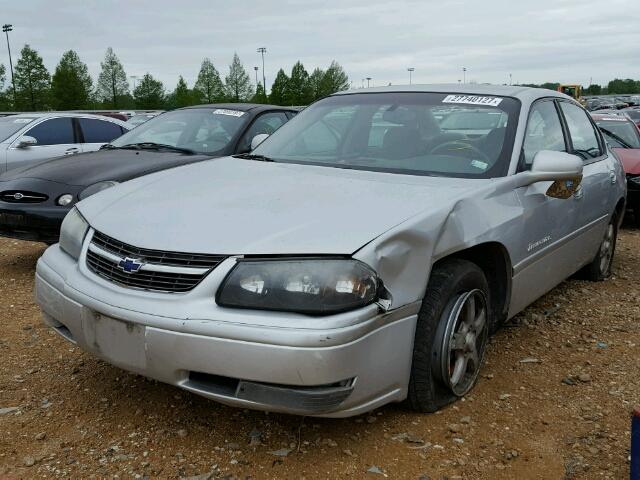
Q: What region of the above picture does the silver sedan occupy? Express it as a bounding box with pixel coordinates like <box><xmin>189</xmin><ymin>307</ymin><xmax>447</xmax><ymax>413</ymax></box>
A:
<box><xmin>35</xmin><ymin>84</ymin><xmax>626</xmax><ymax>417</ymax></box>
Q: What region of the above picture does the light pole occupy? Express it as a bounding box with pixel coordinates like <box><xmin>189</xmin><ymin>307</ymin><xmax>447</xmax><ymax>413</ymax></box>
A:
<box><xmin>2</xmin><ymin>24</ymin><xmax>15</xmax><ymax>100</ymax></box>
<box><xmin>407</xmin><ymin>67</ymin><xmax>415</xmax><ymax>85</ymax></box>
<box><xmin>462</xmin><ymin>67</ymin><xmax>467</xmax><ymax>84</ymax></box>
<box><xmin>509</xmin><ymin>73</ymin><xmax>513</xmax><ymax>86</ymax></box>
<box><xmin>366</xmin><ymin>77</ymin><xmax>372</xmax><ymax>88</ymax></box>
<box><xmin>254</xmin><ymin>66</ymin><xmax>259</xmax><ymax>89</ymax></box>
<box><xmin>257</xmin><ymin>47</ymin><xmax>266</xmax><ymax>97</ymax></box>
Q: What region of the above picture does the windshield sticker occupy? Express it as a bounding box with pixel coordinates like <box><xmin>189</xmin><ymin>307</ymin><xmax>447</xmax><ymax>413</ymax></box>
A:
<box><xmin>213</xmin><ymin>109</ymin><xmax>245</xmax><ymax>117</ymax></box>
<box><xmin>442</xmin><ymin>95</ymin><xmax>503</xmax><ymax>107</ymax></box>
<box><xmin>470</xmin><ymin>160</ymin><xmax>488</xmax><ymax>170</ymax></box>
<box><xmin>13</xmin><ymin>118</ymin><xmax>32</xmax><ymax>123</ymax></box>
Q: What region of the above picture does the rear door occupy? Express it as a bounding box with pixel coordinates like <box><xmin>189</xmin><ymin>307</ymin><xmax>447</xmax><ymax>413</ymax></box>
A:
<box><xmin>77</xmin><ymin>117</ymin><xmax>127</xmax><ymax>152</ymax></box>
<box><xmin>557</xmin><ymin>101</ymin><xmax>612</xmax><ymax>266</ymax></box>
<box><xmin>5</xmin><ymin>117</ymin><xmax>80</xmax><ymax>172</ymax></box>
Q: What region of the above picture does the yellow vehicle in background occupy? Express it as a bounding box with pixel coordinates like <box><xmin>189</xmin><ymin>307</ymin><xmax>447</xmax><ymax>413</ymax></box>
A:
<box><xmin>558</xmin><ymin>84</ymin><xmax>586</xmax><ymax>105</ymax></box>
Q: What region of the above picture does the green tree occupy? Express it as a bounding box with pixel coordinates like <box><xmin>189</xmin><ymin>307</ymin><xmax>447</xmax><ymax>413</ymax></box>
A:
<box><xmin>133</xmin><ymin>73</ymin><xmax>165</xmax><ymax>109</ymax></box>
<box><xmin>269</xmin><ymin>69</ymin><xmax>289</xmax><ymax>105</ymax></box>
<box><xmin>97</xmin><ymin>47</ymin><xmax>129</xmax><ymax>108</ymax></box>
<box><xmin>50</xmin><ymin>50</ymin><xmax>92</xmax><ymax>110</ymax></box>
<box><xmin>166</xmin><ymin>76</ymin><xmax>195</xmax><ymax>108</ymax></box>
<box><xmin>319</xmin><ymin>61</ymin><xmax>349</xmax><ymax>97</ymax></box>
<box><xmin>251</xmin><ymin>82</ymin><xmax>266</xmax><ymax>103</ymax></box>
<box><xmin>224</xmin><ymin>53</ymin><xmax>253</xmax><ymax>102</ymax></box>
<box><xmin>194</xmin><ymin>58</ymin><xmax>225</xmax><ymax>103</ymax></box>
<box><xmin>308</xmin><ymin>67</ymin><xmax>325</xmax><ymax>101</ymax></box>
<box><xmin>0</xmin><ymin>64</ymin><xmax>9</xmax><ymax>110</ymax></box>
<box><xmin>285</xmin><ymin>61</ymin><xmax>312</xmax><ymax>106</ymax></box>
<box><xmin>584</xmin><ymin>84</ymin><xmax>602</xmax><ymax>95</ymax></box>
<box><xmin>14</xmin><ymin>44</ymin><xmax>50</xmax><ymax>111</ymax></box>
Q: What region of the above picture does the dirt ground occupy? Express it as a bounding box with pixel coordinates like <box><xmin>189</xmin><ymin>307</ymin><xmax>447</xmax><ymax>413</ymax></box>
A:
<box><xmin>0</xmin><ymin>228</ymin><xmax>638</xmax><ymax>480</ymax></box>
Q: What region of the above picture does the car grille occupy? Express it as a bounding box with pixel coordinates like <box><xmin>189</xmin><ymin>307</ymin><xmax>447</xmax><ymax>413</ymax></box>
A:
<box><xmin>0</xmin><ymin>190</ymin><xmax>48</xmax><ymax>203</ymax></box>
<box><xmin>86</xmin><ymin>231</ymin><xmax>226</xmax><ymax>293</ymax></box>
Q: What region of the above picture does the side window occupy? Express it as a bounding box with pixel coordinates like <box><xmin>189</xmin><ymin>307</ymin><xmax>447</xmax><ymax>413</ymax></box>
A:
<box><xmin>25</xmin><ymin>118</ymin><xmax>75</xmax><ymax>146</ymax></box>
<box><xmin>239</xmin><ymin>112</ymin><xmax>288</xmax><ymax>152</ymax></box>
<box><xmin>559</xmin><ymin>102</ymin><xmax>602</xmax><ymax>159</ymax></box>
<box><xmin>78</xmin><ymin>118</ymin><xmax>125</xmax><ymax>143</ymax></box>
<box><xmin>522</xmin><ymin>101</ymin><xmax>566</xmax><ymax>166</ymax></box>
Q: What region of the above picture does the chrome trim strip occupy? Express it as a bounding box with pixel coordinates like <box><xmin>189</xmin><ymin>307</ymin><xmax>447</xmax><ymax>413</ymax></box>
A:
<box><xmin>88</xmin><ymin>243</ymin><xmax>210</xmax><ymax>275</ymax></box>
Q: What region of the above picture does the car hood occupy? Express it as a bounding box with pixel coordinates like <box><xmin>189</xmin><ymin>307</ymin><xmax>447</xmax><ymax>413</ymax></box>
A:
<box><xmin>612</xmin><ymin>147</ymin><xmax>640</xmax><ymax>175</ymax></box>
<box><xmin>0</xmin><ymin>149</ymin><xmax>212</xmax><ymax>186</ymax></box>
<box><xmin>78</xmin><ymin>157</ymin><xmax>480</xmax><ymax>255</ymax></box>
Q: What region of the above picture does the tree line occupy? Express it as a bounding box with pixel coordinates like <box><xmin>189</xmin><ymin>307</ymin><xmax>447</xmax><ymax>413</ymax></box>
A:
<box><xmin>518</xmin><ymin>80</ymin><xmax>640</xmax><ymax>96</ymax></box>
<box><xmin>0</xmin><ymin>45</ymin><xmax>350</xmax><ymax>111</ymax></box>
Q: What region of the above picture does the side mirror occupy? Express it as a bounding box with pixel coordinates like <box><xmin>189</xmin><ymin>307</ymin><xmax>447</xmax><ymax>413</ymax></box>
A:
<box><xmin>517</xmin><ymin>150</ymin><xmax>584</xmax><ymax>199</ymax></box>
<box><xmin>16</xmin><ymin>135</ymin><xmax>37</xmax><ymax>148</ymax></box>
<box><xmin>250</xmin><ymin>133</ymin><xmax>270</xmax><ymax>151</ymax></box>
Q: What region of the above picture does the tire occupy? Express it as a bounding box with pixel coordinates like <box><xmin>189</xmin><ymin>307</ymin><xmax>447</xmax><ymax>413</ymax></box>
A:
<box><xmin>407</xmin><ymin>259</ymin><xmax>491</xmax><ymax>412</ymax></box>
<box><xmin>580</xmin><ymin>215</ymin><xmax>617</xmax><ymax>281</ymax></box>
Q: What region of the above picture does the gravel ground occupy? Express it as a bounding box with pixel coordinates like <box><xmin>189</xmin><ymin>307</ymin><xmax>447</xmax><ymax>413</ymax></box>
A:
<box><xmin>0</xmin><ymin>228</ymin><xmax>638</xmax><ymax>479</ymax></box>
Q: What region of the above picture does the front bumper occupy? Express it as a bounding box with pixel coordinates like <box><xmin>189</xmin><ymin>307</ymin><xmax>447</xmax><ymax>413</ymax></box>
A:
<box><xmin>0</xmin><ymin>204</ymin><xmax>68</xmax><ymax>243</ymax></box>
<box><xmin>35</xmin><ymin>242</ymin><xmax>418</xmax><ymax>417</ymax></box>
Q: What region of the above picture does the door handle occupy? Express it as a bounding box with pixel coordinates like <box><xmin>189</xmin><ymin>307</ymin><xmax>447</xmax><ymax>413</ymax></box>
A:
<box><xmin>64</xmin><ymin>147</ymin><xmax>79</xmax><ymax>155</ymax></box>
<box><xmin>573</xmin><ymin>185</ymin><xmax>584</xmax><ymax>199</ymax></box>
<box><xmin>609</xmin><ymin>171</ymin><xmax>617</xmax><ymax>184</ymax></box>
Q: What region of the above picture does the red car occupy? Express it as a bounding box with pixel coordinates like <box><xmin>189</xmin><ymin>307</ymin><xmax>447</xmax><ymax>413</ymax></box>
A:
<box><xmin>592</xmin><ymin>113</ymin><xmax>640</xmax><ymax>226</ymax></box>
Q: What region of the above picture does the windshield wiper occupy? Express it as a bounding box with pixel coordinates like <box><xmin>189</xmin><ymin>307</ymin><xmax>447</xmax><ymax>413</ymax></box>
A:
<box><xmin>100</xmin><ymin>143</ymin><xmax>116</xmax><ymax>150</ymax></box>
<box><xmin>573</xmin><ymin>147</ymin><xmax>601</xmax><ymax>159</ymax></box>
<box><xmin>118</xmin><ymin>142</ymin><xmax>196</xmax><ymax>155</ymax></box>
<box><xmin>599</xmin><ymin>128</ymin><xmax>633</xmax><ymax>149</ymax></box>
<box><xmin>233</xmin><ymin>153</ymin><xmax>275</xmax><ymax>162</ymax></box>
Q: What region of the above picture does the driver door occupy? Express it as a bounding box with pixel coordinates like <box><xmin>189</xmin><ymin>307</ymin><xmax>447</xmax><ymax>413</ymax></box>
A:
<box><xmin>509</xmin><ymin>99</ymin><xmax>583</xmax><ymax>315</ymax></box>
<box><xmin>6</xmin><ymin>117</ymin><xmax>80</xmax><ymax>172</ymax></box>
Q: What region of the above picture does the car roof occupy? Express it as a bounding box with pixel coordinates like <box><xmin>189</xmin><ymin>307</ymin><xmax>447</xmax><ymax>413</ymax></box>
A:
<box><xmin>0</xmin><ymin>112</ymin><xmax>130</xmax><ymax>126</ymax></box>
<box><xmin>179</xmin><ymin>103</ymin><xmax>296</xmax><ymax>112</ymax></box>
<box><xmin>332</xmin><ymin>83</ymin><xmax>572</xmax><ymax>103</ymax></box>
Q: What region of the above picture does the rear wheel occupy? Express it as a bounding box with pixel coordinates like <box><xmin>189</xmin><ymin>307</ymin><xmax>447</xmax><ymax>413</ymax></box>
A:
<box><xmin>407</xmin><ymin>259</ymin><xmax>490</xmax><ymax>412</ymax></box>
<box><xmin>581</xmin><ymin>216</ymin><xmax>617</xmax><ymax>281</ymax></box>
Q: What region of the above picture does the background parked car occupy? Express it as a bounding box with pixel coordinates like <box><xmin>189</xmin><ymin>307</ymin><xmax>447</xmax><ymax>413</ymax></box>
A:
<box><xmin>0</xmin><ymin>113</ymin><xmax>131</xmax><ymax>174</ymax></box>
<box><xmin>0</xmin><ymin>103</ymin><xmax>297</xmax><ymax>243</ymax></box>
<box><xmin>622</xmin><ymin>106</ymin><xmax>640</xmax><ymax>129</ymax></box>
<box><xmin>592</xmin><ymin>112</ymin><xmax>640</xmax><ymax>226</ymax></box>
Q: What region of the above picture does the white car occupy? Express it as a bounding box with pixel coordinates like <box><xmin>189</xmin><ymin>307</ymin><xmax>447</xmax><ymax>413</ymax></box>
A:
<box><xmin>0</xmin><ymin>113</ymin><xmax>131</xmax><ymax>174</ymax></box>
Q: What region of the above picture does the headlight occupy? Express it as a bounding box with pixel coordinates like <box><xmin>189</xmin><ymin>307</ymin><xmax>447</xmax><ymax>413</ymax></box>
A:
<box><xmin>59</xmin><ymin>208</ymin><xmax>89</xmax><ymax>259</ymax></box>
<box><xmin>79</xmin><ymin>181</ymin><xmax>119</xmax><ymax>200</ymax></box>
<box><xmin>216</xmin><ymin>259</ymin><xmax>379</xmax><ymax>315</ymax></box>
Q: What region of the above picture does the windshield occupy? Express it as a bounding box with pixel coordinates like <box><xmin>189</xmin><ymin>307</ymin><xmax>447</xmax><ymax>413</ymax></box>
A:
<box><xmin>595</xmin><ymin>119</ymin><xmax>640</xmax><ymax>148</ymax></box>
<box><xmin>253</xmin><ymin>92</ymin><xmax>520</xmax><ymax>177</ymax></box>
<box><xmin>0</xmin><ymin>116</ymin><xmax>35</xmax><ymax>142</ymax></box>
<box><xmin>111</xmin><ymin>108</ymin><xmax>247</xmax><ymax>154</ymax></box>
<box><xmin>624</xmin><ymin>110</ymin><xmax>640</xmax><ymax>121</ymax></box>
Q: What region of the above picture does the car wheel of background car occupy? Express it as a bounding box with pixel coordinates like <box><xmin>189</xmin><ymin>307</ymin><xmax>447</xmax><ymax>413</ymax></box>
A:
<box><xmin>580</xmin><ymin>215</ymin><xmax>618</xmax><ymax>281</ymax></box>
<box><xmin>407</xmin><ymin>258</ymin><xmax>490</xmax><ymax>412</ymax></box>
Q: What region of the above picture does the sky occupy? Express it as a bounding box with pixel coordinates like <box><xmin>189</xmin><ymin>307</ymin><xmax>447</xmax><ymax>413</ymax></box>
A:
<box><xmin>1</xmin><ymin>0</ymin><xmax>639</xmax><ymax>93</ymax></box>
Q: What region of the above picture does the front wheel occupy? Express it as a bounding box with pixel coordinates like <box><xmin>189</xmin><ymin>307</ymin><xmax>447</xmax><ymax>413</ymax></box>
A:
<box><xmin>407</xmin><ymin>259</ymin><xmax>490</xmax><ymax>412</ymax></box>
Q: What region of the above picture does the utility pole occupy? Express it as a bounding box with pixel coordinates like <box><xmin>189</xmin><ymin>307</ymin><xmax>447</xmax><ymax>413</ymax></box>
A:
<box><xmin>366</xmin><ymin>77</ymin><xmax>372</xmax><ymax>88</ymax></box>
<box><xmin>407</xmin><ymin>67</ymin><xmax>415</xmax><ymax>85</ymax></box>
<box><xmin>257</xmin><ymin>47</ymin><xmax>266</xmax><ymax>97</ymax></box>
<box><xmin>2</xmin><ymin>24</ymin><xmax>15</xmax><ymax>101</ymax></box>
<box><xmin>462</xmin><ymin>67</ymin><xmax>467</xmax><ymax>84</ymax></box>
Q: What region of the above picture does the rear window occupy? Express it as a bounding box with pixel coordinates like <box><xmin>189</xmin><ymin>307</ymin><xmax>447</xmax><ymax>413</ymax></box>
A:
<box><xmin>79</xmin><ymin>118</ymin><xmax>125</xmax><ymax>143</ymax></box>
